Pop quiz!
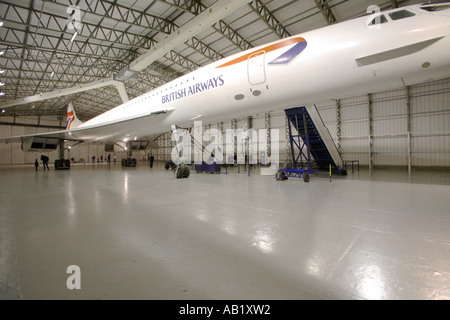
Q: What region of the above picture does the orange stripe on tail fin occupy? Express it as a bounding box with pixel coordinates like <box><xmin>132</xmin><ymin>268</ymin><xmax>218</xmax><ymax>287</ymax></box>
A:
<box><xmin>66</xmin><ymin>103</ymin><xmax>83</xmax><ymax>130</ymax></box>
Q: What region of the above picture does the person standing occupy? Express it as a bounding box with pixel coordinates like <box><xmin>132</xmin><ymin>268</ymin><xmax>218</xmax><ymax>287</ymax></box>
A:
<box><xmin>41</xmin><ymin>155</ymin><xmax>49</xmax><ymax>171</ymax></box>
<box><xmin>34</xmin><ymin>159</ymin><xmax>39</xmax><ymax>171</ymax></box>
<box><xmin>149</xmin><ymin>154</ymin><xmax>154</xmax><ymax>168</ymax></box>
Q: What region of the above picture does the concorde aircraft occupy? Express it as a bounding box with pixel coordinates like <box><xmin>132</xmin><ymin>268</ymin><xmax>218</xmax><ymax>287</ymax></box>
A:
<box><xmin>1</xmin><ymin>2</ymin><xmax>450</xmax><ymax>171</ymax></box>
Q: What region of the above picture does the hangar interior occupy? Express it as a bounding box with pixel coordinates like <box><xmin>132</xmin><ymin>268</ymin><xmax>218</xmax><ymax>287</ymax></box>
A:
<box><xmin>0</xmin><ymin>0</ymin><xmax>449</xmax><ymax>300</ymax></box>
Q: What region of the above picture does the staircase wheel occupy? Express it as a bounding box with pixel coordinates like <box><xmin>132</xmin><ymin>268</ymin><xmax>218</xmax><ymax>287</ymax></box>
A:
<box><xmin>303</xmin><ymin>173</ymin><xmax>310</xmax><ymax>183</ymax></box>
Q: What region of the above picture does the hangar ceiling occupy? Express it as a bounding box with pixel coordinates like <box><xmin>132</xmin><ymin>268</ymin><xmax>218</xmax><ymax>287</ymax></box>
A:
<box><xmin>0</xmin><ymin>0</ymin><xmax>421</xmax><ymax>122</ymax></box>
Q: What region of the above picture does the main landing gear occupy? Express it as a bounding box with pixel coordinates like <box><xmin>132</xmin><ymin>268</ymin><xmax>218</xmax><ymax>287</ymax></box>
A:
<box><xmin>165</xmin><ymin>161</ymin><xmax>190</xmax><ymax>179</ymax></box>
<box><xmin>121</xmin><ymin>157</ymin><xmax>137</xmax><ymax>167</ymax></box>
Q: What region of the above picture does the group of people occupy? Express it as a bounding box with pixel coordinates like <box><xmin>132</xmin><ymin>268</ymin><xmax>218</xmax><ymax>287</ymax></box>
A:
<box><xmin>34</xmin><ymin>153</ymin><xmax>156</xmax><ymax>170</ymax></box>
<box><xmin>91</xmin><ymin>154</ymin><xmax>114</xmax><ymax>164</ymax></box>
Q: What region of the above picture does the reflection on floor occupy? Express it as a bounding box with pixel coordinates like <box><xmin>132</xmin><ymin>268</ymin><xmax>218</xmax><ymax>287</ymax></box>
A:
<box><xmin>0</xmin><ymin>161</ymin><xmax>449</xmax><ymax>300</ymax></box>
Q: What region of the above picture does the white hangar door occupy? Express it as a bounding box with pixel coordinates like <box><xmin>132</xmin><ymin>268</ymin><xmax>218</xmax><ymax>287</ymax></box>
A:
<box><xmin>247</xmin><ymin>51</ymin><xmax>266</xmax><ymax>85</ymax></box>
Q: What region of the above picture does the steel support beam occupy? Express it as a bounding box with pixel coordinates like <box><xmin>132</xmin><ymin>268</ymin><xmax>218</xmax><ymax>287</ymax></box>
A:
<box><xmin>313</xmin><ymin>0</ymin><xmax>337</xmax><ymax>25</ymax></box>
<box><xmin>368</xmin><ymin>94</ymin><xmax>373</xmax><ymax>171</ymax></box>
<box><xmin>160</xmin><ymin>0</ymin><xmax>254</xmax><ymax>52</ymax></box>
<box><xmin>248</xmin><ymin>0</ymin><xmax>291</xmax><ymax>39</ymax></box>
<box><xmin>406</xmin><ymin>86</ymin><xmax>412</xmax><ymax>175</ymax></box>
<box><xmin>158</xmin><ymin>0</ymin><xmax>205</xmax><ymax>15</ymax></box>
<box><xmin>125</xmin><ymin>0</ymin><xmax>253</xmax><ymax>73</ymax></box>
<box><xmin>265</xmin><ymin>112</ymin><xmax>271</xmax><ymax>158</ymax></box>
<box><xmin>1</xmin><ymin>0</ymin><xmax>251</xmax><ymax>109</ymax></box>
<box><xmin>0</xmin><ymin>77</ymin><xmax>130</xmax><ymax>107</ymax></box>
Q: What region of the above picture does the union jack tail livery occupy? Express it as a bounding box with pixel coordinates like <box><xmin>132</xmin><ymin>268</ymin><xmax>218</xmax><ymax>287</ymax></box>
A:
<box><xmin>66</xmin><ymin>103</ymin><xmax>83</xmax><ymax>130</ymax></box>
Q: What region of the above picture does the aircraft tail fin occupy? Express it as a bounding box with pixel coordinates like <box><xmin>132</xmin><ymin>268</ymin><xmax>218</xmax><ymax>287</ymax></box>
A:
<box><xmin>66</xmin><ymin>103</ymin><xmax>83</xmax><ymax>130</ymax></box>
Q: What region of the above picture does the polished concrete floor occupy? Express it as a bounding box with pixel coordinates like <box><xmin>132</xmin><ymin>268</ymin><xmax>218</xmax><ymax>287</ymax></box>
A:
<box><xmin>0</xmin><ymin>161</ymin><xmax>449</xmax><ymax>300</ymax></box>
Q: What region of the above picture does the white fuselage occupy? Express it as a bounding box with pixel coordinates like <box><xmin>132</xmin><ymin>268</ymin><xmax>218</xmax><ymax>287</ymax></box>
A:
<box><xmin>73</xmin><ymin>4</ymin><xmax>450</xmax><ymax>142</ymax></box>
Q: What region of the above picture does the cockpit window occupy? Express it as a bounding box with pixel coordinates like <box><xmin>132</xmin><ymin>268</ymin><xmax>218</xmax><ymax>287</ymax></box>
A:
<box><xmin>389</xmin><ymin>10</ymin><xmax>415</xmax><ymax>20</ymax></box>
<box><xmin>368</xmin><ymin>15</ymin><xmax>388</xmax><ymax>26</ymax></box>
<box><xmin>421</xmin><ymin>5</ymin><xmax>450</xmax><ymax>12</ymax></box>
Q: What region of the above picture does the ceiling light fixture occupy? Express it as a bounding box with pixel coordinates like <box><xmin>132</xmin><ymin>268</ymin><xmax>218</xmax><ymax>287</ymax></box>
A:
<box><xmin>70</xmin><ymin>32</ymin><xmax>77</xmax><ymax>42</ymax></box>
<box><xmin>0</xmin><ymin>81</ymin><xmax>4</xmax><ymax>86</ymax></box>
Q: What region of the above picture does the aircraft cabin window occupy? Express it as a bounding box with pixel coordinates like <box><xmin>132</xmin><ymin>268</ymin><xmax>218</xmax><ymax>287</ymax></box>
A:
<box><xmin>389</xmin><ymin>10</ymin><xmax>415</xmax><ymax>20</ymax></box>
<box><xmin>368</xmin><ymin>15</ymin><xmax>388</xmax><ymax>26</ymax></box>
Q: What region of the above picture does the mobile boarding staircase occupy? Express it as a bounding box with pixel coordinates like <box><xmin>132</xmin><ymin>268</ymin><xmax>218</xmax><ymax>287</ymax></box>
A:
<box><xmin>279</xmin><ymin>105</ymin><xmax>346</xmax><ymax>182</ymax></box>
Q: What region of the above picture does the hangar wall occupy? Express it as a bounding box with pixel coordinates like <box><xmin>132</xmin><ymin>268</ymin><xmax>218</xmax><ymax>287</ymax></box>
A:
<box><xmin>0</xmin><ymin>115</ymin><xmax>129</xmax><ymax>166</ymax></box>
<box><xmin>0</xmin><ymin>115</ymin><xmax>63</xmax><ymax>165</ymax></box>
<box><xmin>1</xmin><ymin>77</ymin><xmax>449</xmax><ymax>168</ymax></box>
<box><xmin>317</xmin><ymin>77</ymin><xmax>450</xmax><ymax>168</ymax></box>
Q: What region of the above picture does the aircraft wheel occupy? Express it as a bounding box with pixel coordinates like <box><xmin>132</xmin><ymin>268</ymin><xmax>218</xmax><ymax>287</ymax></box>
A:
<box><xmin>183</xmin><ymin>166</ymin><xmax>190</xmax><ymax>178</ymax></box>
<box><xmin>175</xmin><ymin>167</ymin><xmax>183</xmax><ymax>179</ymax></box>
<box><xmin>277</xmin><ymin>171</ymin><xmax>288</xmax><ymax>181</ymax></box>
